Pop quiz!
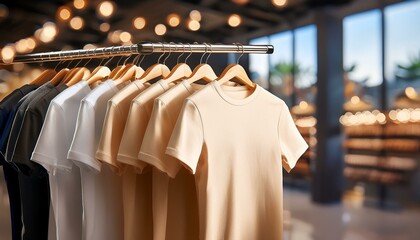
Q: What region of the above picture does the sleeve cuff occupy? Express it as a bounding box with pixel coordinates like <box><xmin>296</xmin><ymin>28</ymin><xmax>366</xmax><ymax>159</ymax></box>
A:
<box><xmin>31</xmin><ymin>151</ymin><xmax>73</xmax><ymax>173</ymax></box>
<box><xmin>283</xmin><ymin>143</ymin><xmax>309</xmax><ymax>173</ymax></box>
<box><xmin>165</xmin><ymin>147</ymin><xmax>196</xmax><ymax>175</ymax></box>
<box><xmin>95</xmin><ymin>150</ymin><xmax>122</xmax><ymax>175</ymax></box>
<box><xmin>67</xmin><ymin>150</ymin><xmax>101</xmax><ymax>172</ymax></box>
<box><xmin>138</xmin><ymin>151</ymin><xmax>178</xmax><ymax>178</ymax></box>
<box><xmin>116</xmin><ymin>153</ymin><xmax>148</xmax><ymax>173</ymax></box>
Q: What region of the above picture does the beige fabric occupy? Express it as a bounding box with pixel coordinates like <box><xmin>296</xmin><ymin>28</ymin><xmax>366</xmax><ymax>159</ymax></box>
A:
<box><xmin>118</xmin><ymin>80</ymin><xmax>173</xmax><ymax>171</ymax></box>
<box><xmin>96</xmin><ymin>80</ymin><xmax>149</xmax><ymax>172</ymax></box>
<box><xmin>94</xmin><ymin>80</ymin><xmax>152</xmax><ymax>240</ymax></box>
<box><xmin>139</xmin><ymin>81</ymin><xmax>202</xmax><ymax>240</ymax></box>
<box><xmin>166</xmin><ymin>81</ymin><xmax>308</xmax><ymax>240</ymax></box>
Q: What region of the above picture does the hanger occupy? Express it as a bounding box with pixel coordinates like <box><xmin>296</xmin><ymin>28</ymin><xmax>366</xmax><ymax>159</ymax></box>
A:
<box><xmin>29</xmin><ymin>52</ymin><xmax>57</xmax><ymax>86</ymax></box>
<box><xmin>163</xmin><ymin>42</ymin><xmax>192</xmax><ymax>83</ymax></box>
<box><xmin>216</xmin><ymin>43</ymin><xmax>256</xmax><ymax>89</ymax></box>
<box><xmin>113</xmin><ymin>47</ymin><xmax>142</xmax><ymax>85</ymax></box>
<box><xmin>49</xmin><ymin>52</ymin><xmax>70</xmax><ymax>86</ymax></box>
<box><xmin>86</xmin><ymin>48</ymin><xmax>111</xmax><ymax>85</ymax></box>
<box><xmin>137</xmin><ymin>42</ymin><xmax>170</xmax><ymax>82</ymax></box>
<box><xmin>186</xmin><ymin>43</ymin><xmax>217</xmax><ymax>84</ymax></box>
<box><xmin>65</xmin><ymin>50</ymin><xmax>91</xmax><ymax>86</ymax></box>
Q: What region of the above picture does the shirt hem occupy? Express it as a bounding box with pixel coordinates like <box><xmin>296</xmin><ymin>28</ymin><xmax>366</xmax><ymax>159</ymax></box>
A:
<box><xmin>165</xmin><ymin>147</ymin><xmax>196</xmax><ymax>174</ymax></box>
<box><xmin>116</xmin><ymin>153</ymin><xmax>147</xmax><ymax>173</ymax></box>
<box><xmin>138</xmin><ymin>151</ymin><xmax>177</xmax><ymax>178</ymax></box>
<box><xmin>95</xmin><ymin>150</ymin><xmax>122</xmax><ymax>175</ymax></box>
<box><xmin>67</xmin><ymin>150</ymin><xmax>101</xmax><ymax>172</ymax></box>
<box><xmin>31</xmin><ymin>151</ymin><xmax>73</xmax><ymax>173</ymax></box>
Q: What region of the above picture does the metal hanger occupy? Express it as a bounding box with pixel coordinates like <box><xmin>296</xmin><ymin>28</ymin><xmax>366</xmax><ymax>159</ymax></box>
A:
<box><xmin>137</xmin><ymin>42</ymin><xmax>170</xmax><ymax>82</ymax></box>
<box><xmin>163</xmin><ymin>42</ymin><xmax>193</xmax><ymax>83</ymax></box>
<box><xmin>186</xmin><ymin>42</ymin><xmax>217</xmax><ymax>84</ymax></box>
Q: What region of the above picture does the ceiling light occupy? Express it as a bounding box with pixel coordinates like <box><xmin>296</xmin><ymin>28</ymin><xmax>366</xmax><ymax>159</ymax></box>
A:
<box><xmin>1</xmin><ymin>45</ymin><xmax>15</xmax><ymax>64</ymax></box>
<box><xmin>228</xmin><ymin>14</ymin><xmax>241</xmax><ymax>27</ymax></box>
<box><xmin>119</xmin><ymin>31</ymin><xmax>132</xmax><ymax>43</ymax></box>
<box><xmin>189</xmin><ymin>10</ymin><xmax>201</xmax><ymax>22</ymax></box>
<box><xmin>74</xmin><ymin>0</ymin><xmax>87</xmax><ymax>10</ymax></box>
<box><xmin>350</xmin><ymin>96</ymin><xmax>360</xmax><ymax>105</ymax></box>
<box><xmin>83</xmin><ymin>44</ymin><xmax>97</xmax><ymax>50</ymax></box>
<box><xmin>40</xmin><ymin>22</ymin><xmax>58</xmax><ymax>43</ymax></box>
<box><xmin>98</xmin><ymin>1</ymin><xmax>115</xmax><ymax>18</ymax></box>
<box><xmin>0</xmin><ymin>4</ymin><xmax>9</xmax><ymax>18</ymax></box>
<box><xmin>133</xmin><ymin>17</ymin><xmax>146</xmax><ymax>30</ymax></box>
<box><xmin>57</xmin><ymin>6</ymin><xmax>72</xmax><ymax>21</ymax></box>
<box><xmin>69</xmin><ymin>16</ymin><xmax>84</xmax><ymax>30</ymax></box>
<box><xmin>188</xmin><ymin>19</ymin><xmax>200</xmax><ymax>31</ymax></box>
<box><xmin>405</xmin><ymin>87</ymin><xmax>417</xmax><ymax>99</ymax></box>
<box><xmin>272</xmin><ymin>0</ymin><xmax>287</xmax><ymax>7</ymax></box>
<box><xmin>26</xmin><ymin>38</ymin><xmax>36</xmax><ymax>50</ymax></box>
<box><xmin>155</xmin><ymin>24</ymin><xmax>167</xmax><ymax>36</ymax></box>
<box><xmin>99</xmin><ymin>22</ymin><xmax>110</xmax><ymax>32</ymax></box>
<box><xmin>108</xmin><ymin>30</ymin><xmax>121</xmax><ymax>43</ymax></box>
<box><xmin>231</xmin><ymin>0</ymin><xmax>249</xmax><ymax>5</ymax></box>
<box><xmin>167</xmin><ymin>13</ymin><xmax>180</xmax><ymax>27</ymax></box>
<box><xmin>15</xmin><ymin>39</ymin><xmax>29</xmax><ymax>53</ymax></box>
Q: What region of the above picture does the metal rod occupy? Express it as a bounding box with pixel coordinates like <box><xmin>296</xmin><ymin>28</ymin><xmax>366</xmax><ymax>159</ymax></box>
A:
<box><xmin>9</xmin><ymin>42</ymin><xmax>274</xmax><ymax>64</ymax></box>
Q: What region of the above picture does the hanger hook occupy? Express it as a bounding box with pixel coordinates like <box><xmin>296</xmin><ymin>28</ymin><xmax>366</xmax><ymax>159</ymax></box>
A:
<box><xmin>200</xmin><ymin>42</ymin><xmax>208</xmax><ymax>64</ymax></box>
<box><xmin>97</xmin><ymin>47</ymin><xmax>107</xmax><ymax>66</ymax></box>
<box><xmin>123</xmin><ymin>46</ymin><xmax>135</xmax><ymax>66</ymax></box>
<box><xmin>104</xmin><ymin>46</ymin><xmax>116</xmax><ymax>66</ymax></box>
<box><xmin>185</xmin><ymin>43</ymin><xmax>193</xmax><ymax>65</ymax></box>
<box><xmin>236</xmin><ymin>43</ymin><xmax>244</xmax><ymax>64</ymax></box>
<box><xmin>157</xmin><ymin>42</ymin><xmax>166</xmax><ymax>64</ymax></box>
<box><xmin>83</xmin><ymin>48</ymin><xmax>95</xmax><ymax>67</ymax></box>
<box><xmin>205</xmin><ymin>43</ymin><xmax>212</xmax><ymax>64</ymax></box>
<box><xmin>74</xmin><ymin>50</ymin><xmax>84</xmax><ymax>67</ymax></box>
<box><xmin>177</xmin><ymin>42</ymin><xmax>185</xmax><ymax>64</ymax></box>
<box><xmin>54</xmin><ymin>50</ymin><xmax>62</xmax><ymax>71</ymax></box>
<box><xmin>164</xmin><ymin>42</ymin><xmax>174</xmax><ymax>65</ymax></box>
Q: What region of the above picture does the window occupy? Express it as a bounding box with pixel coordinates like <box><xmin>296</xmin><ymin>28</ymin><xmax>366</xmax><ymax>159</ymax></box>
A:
<box><xmin>344</xmin><ymin>10</ymin><xmax>382</xmax><ymax>109</ymax></box>
<box><xmin>295</xmin><ymin>25</ymin><xmax>317</xmax><ymax>104</ymax></box>
<box><xmin>385</xmin><ymin>1</ymin><xmax>420</xmax><ymax>109</ymax></box>
<box><xmin>249</xmin><ymin>36</ymin><xmax>270</xmax><ymax>89</ymax></box>
<box><xmin>269</xmin><ymin>31</ymin><xmax>293</xmax><ymax>106</ymax></box>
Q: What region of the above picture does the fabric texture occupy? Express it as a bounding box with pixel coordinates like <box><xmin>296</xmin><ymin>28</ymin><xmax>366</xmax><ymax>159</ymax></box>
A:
<box><xmin>166</xmin><ymin>81</ymin><xmax>308</xmax><ymax>240</ymax></box>
<box><xmin>95</xmin><ymin>80</ymin><xmax>153</xmax><ymax>240</ymax></box>
<box><xmin>31</xmin><ymin>81</ymin><xmax>92</xmax><ymax>240</ymax></box>
<box><xmin>68</xmin><ymin>80</ymin><xmax>127</xmax><ymax>240</ymax></box>
<box><xmin>139</xmin><ymin>80</ymin><xmax>203</xmax><ymax>240</ymax></box>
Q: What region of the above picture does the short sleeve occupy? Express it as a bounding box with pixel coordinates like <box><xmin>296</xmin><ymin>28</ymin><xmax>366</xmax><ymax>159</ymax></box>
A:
<box><xmin>139</xmin><ymin>99</ymin><xmax>180</xmax><ymax>178</ymax></box>
<box><xmin>165</xmin><ymin>99</ymin><xmax>203</xmax><ymax>174</ymax></box>
<box><xmin>117</xmin><ymin>102</ymin><xmax>149</xmax><ymax>171</ymax></box>
<box><xmin>68</xmin><ymin>101</ymin><xmax>101</xmax><ymax>172</ymax></box>
<box><xmin>278</xmin><ymin>102</ymin><xmax>308</xmax><ymax>172</ymax></box>
<box><xmin>95</xmin><ymin>102</ymin><xmax>124</xmax><ymax>173</ymax></box>
<box><xmin>31</xmin><ymin>102</ymin><xmax>72</xmax><ymax>173</ymax></box>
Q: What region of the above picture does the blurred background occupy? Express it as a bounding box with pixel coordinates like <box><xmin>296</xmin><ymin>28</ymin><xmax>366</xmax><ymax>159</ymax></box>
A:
<box><xmin>0</xmin><ymin>0</ymin><xmax>420</xmax><ymax>239</ymax></box>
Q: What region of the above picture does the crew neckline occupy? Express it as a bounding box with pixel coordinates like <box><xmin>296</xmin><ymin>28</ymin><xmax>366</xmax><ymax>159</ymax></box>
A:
<box><xmin>212</xmin><ymin>80</ymin><xmax>260</xmax><ymax>106</ymax></box>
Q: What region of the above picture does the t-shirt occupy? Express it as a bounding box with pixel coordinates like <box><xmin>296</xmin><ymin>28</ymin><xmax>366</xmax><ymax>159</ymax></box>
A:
<box><xmin>95</xmin><ymin>80</ymin><xmax>152</xmax><ymax>240</ymax></box>
<box><xmin>10</xmin><ymin>83</ymin><xmax>67</xmax><ymax>240</ymax></box>
<box><xmin>31</xmin><ymin>81</ymin><xmax>92</xmax><ymax>240</ymax></box>
<box><xmin>118</xmin><ymin>80</ymin><xmax>173</xmax><ymax>171</ymax></box>
<box><xmin>0</xmin><ymin>84</ymin><xmax>37</xmax><ymax>240</ymax></box>
<box><xmin>5</xmin><ymin>82</ymin><xmax>55</xmax><ymax>167</ymax></box>
<box><xmin>68</xmin><ymin>80</ymin><xmax>127</xmax><ymax>240</ymax></box>
<box><xmin>139</xmin><ymin>80</ymin><xmax>204</xmax><ymax>240</ymax></box>
<box><xmin>166</xmin><ymin>81</ymin><xmax>308</xmax><ymax>240</ymax></box>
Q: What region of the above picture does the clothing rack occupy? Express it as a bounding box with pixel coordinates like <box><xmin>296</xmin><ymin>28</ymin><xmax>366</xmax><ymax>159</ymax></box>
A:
<box><xmin>9</xmin><ymin>42</ymin><xmax>274</xmax><ymax>64</ymax></box>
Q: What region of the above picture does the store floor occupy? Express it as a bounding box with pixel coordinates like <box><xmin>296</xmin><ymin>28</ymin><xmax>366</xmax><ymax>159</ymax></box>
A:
<box><xmin>1</xmin><ymin>167</ymin><xmax>420</xmax><ymax>240</ymax></box>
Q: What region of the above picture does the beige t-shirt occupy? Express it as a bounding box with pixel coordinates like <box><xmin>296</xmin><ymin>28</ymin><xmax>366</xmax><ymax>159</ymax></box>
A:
<box><xmin>166</xmin><ymin>81</ymin><xmax>308</xmax><ymax>240</ymax></box>
<box><xmin>95</xmin><ymin>80</ymin><xmax>152</xmax><ymax>240</ymax></box>
<box><xmin>139</xmin><ymin>80</ymin><xmax>202</xmax><ymax>240</ymax></box>
<box><xmin>117</xmin><ymin>80</ymin><xmax>173</xmax><ymax>171</ymax></box>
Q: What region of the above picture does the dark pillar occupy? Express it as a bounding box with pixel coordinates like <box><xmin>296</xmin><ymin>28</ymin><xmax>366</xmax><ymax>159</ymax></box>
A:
<box><xmin>312</xmin><ymin>8</ymin><xmax>344</xmax><ymax>204</ymax></box>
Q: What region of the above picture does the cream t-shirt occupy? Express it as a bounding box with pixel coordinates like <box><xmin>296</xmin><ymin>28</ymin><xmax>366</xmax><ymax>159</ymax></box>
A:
<box><xmin>68</xmin><ymin>80</ymin><xmax>127</xmax><ymax>240</ymax></box>
<box><xmin>139</xmin><ymin>80</ymin><xmax>202</xmax><ymax>240</ymax></box>
<box><xmin>95</xmin><ymin>80</ymin><xmax>152</xmax><ymax>240</ymax></box>
<box><xmin>117</xmin><ymin>80</ymin><xmax>173</xmax><ymax>171</ymax></box>
<box><xmin>166</xmin><ymin>81</ymin><xmax>308</xmax><ymax>240</ymax></box>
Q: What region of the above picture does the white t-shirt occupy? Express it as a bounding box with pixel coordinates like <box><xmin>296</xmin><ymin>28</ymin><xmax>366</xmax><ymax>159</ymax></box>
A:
<box><xmin>166</xmin><ymin>81</ymin><xmax>308</xmax><ymax>240</ymax></box>
<box><xmin>68</xmin><ymin>80</ymin><xmax>126</xmax><ymax>240</ymax></box>
<box><xmin>32</xmin><ymin>81</ymin><xmax>92</xmax><ymax>240</ymax></box>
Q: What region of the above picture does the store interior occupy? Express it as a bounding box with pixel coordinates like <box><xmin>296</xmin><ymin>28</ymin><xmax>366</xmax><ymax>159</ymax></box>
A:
<box><xmin>1</xmin><ymin>0</ymin><xmax>420</xmax><ymax>239</ymax></box>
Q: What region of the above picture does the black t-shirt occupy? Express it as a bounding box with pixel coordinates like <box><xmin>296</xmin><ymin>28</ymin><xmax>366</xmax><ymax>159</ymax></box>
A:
<box><xmin>0</xmin><ymin>84</ymin><xmax>38</xmax><ymax>240</ymax></box>
<box><xmin>13</xmin><ymin>83</ymin><xmax>67</xmax><ymax>240</ymax></box>
<box><xmin>11</xmin><ymin>83</ymin><xmax>68</xmax><ymax>175</ymax></box>
<box><xmin>4</xmin><ymin>82</ymin><xmax>55</xmax><ymax>166</ymax></box>
<box><xmin>0</xmin><ymin>84</ymin><xmax>38</xmax><ymax>165</ymax></box>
